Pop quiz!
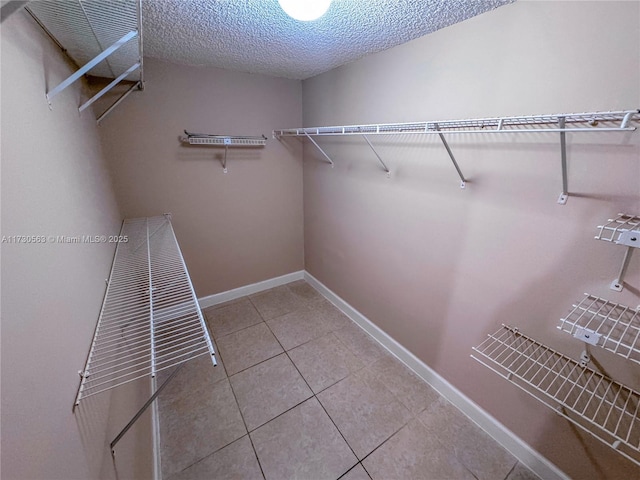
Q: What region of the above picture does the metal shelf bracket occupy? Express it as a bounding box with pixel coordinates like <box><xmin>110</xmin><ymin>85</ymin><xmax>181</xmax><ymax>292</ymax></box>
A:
<box><xmin>45</xmin><ymin>30</ymin><xmax>138</xmax><ymax>107</ymax></box>
<box><xmin>361</xmin><ymin>134</ymin><xmax>390</xmax><ymax>176</ymax></box>
<box><xmin>304</xmin><ymin>132</ymin><xmax>335</xmax><ymax>167</ymax></box>
<box><xmin>558</xmin><ymin>117</ymin><xmax>569</xmax><ymax>205</ymax></box>
<box><xmin>435</xmin><ymin>124</ymin><xmax>467</xmax><ymax>188</ymax></box>
<box><xmin>594</xmin><ymin>214</ymin><xmax>640</xmax><ymax>291</ymax></box>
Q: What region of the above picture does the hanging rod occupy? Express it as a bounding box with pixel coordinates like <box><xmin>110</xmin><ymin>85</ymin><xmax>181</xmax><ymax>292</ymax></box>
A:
<box><xmin>181</xmin><ymin>131</ymin><xmax>267</xmax><ymax>173</ymax></box>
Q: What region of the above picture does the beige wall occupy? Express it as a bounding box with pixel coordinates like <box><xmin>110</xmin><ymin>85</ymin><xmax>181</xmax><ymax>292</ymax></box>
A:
<box><xmin>1</xmin><ymin>11</ymin><xmax>151</xmax><ymax>480</ymax></box>
<box><xmin>301</xmin><ymin>1</ymin><xmax>640</xmax><ymax>478</ymax></box>
<box><xmin>98</xmin><ymin>59</ymin><xmax>304</xmax><ymax>298</ymax></box>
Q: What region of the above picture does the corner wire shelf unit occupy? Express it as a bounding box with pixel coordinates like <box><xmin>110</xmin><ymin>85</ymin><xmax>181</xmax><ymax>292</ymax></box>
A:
<box><xmin>558</xmin><ymin>294</ymin><xmax>640</xmax><ymax>365</ymax></box>
<box><xmin>472</xmin><ymin>324</ymin><xmax>640</xmax><ymax>467</ymax></box>
<box><xmin>181</xmin><ymin>130</ymin><xmax>267</xmax><ymax>173</ymax></box>
<box><xmin>595</xmin><ymin>213</ymin><xmax>640</xmax><ymax>291</ymax></box>
<box><xmin>25</xmin><ymin>0</ymin><xmax>144</xmax><ymax>123</ymax></box>
<box><xmin>274</xmin><ymin>109</ymin><xmax>639</xmax><ymax>202</ymax></box>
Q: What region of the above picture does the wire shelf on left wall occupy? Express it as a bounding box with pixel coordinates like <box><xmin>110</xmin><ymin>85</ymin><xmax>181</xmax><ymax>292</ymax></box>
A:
<box><xmin>74</xmin><ymin>214</ymin><xmax>216</xmax><ymax>407</ymax></box>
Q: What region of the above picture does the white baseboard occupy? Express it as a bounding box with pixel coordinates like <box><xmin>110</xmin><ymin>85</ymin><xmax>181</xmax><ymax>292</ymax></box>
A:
<box><xmin>198</xmin><ymin>270</ymin><xmax>305</xmax><ymax>309</ymax></box>
<box><xmin>304</xmin><ymin>271</ymin><xmax>569</xmax><ymax>480</ymax></box>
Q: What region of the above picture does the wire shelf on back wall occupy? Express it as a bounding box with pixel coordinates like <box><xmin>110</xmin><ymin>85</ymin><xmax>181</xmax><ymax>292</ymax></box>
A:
<box><xmin>471</xmin><ymin>324</ymin><xmax>640</xmax><ymax>467</ymax></box>
<box><xmin>557</xmin><ymin>294</ymin><xmax>640</xmax><ymax>366</ymax></box>
<box><xmin>74</xmin><ymin>215</ymin><xmax>216</xmax><ymax>406</ymax></box>
<box><xmin>595</xmin><ymin>213</ymin><xmax>640</xmax><ymax>291</ymax></box>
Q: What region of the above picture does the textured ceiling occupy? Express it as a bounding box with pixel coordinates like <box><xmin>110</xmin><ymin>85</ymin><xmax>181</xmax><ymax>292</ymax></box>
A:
<box><xmin>143</xmin><ymin>0</ymin><xmax>514</xmax><ymax>80</ymax></box>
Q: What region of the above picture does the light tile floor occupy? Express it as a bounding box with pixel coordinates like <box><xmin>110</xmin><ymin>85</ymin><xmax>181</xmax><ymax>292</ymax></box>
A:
<box><xmin>158</xmin><ymin>280</ymin><xmax>542</xmax><ymax>480</ymax></box>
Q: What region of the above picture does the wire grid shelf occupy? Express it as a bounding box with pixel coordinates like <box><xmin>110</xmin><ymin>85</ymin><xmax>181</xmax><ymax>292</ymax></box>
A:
<box><xmin>183</xmin><ymin>131</ymin><xmax>267</xmax><ymax>147</ymax></box>
<box><xmin>273</xmin><ymin>110</ymin><xmax>638</xmax><ymax>137</ymax></box>
<box><xmin>26</xmin><ymin>0</ymin><xmax>142</xmax><ymax>82</ymax></box>
<box><xmin>595</xmin><ymin>214</ymin><xmax>640</xmax><ymax>246</ymax></box>
<box><xmin>74</xmin><ymin>215</ymin><xmax>215</xmax><ymax>405</ymax></box>
<box><xmin>472</xmin><ymin>325</ymin><xmax>640</xmax><ymax>466</ymax></box>
<box><xmin>558</xmin><ymin>294</ymin><xmax>640</xmax><ymax>365</ymax></box>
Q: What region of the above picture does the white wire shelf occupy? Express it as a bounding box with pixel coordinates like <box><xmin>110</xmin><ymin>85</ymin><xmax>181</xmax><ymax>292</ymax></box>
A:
<box><xmin>595</xmin><ymin>214</ymin><xmax>640</xmax><ymax>247</ymax></box>
<box><xmin>595</xmin><ymin>213</ymin><xmax>640</xmax><ymax>291</ymax></box>
<box><xmin>472</xmin><ymin>325</ymin><xmax>640</xmax><ymax>467</ymax></box>
<box><xmin>558</xmin><ymin>294</ymin><xmax>640</xmax><ymax>365</ymax></box>
<box><xmin>181</xmin><ymin>131</ymin><xmax>267</xmax><ymax>173</ymax></box>
<box><xmin>274</xmin><ymin>110</ymin><xmax>639</xmax><ymax>137</ymax></box>
<box><xmin>74</xmin><ymin>215</ymin><xmax>216</xmax><ymax>405</ymax></box>
<box><xmin>25</xmin><ymin>0</ymin><xmax>143</xmax><ymax>121</ymax></box>
<box><xmin>183</xmin><ymin>131</ymin><xmax>268</xmax><ymax>147</ymax></box>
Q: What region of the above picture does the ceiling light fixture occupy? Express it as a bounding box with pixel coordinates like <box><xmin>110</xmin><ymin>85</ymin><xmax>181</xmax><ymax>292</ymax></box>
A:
<box><xmin>278</xmin><ymin>0</ymin><xmax>332</xmax><ymax>21</ymax></box>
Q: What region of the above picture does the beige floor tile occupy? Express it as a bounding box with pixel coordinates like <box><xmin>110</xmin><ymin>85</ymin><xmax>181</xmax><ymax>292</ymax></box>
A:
<box><xmin>216</xmin><ymin>322</ymin><xmax>283</xmax><ymax>375</ymax></box>
<box><xmin>317</xmin><ymin>369</ymin><xmax>412</xmax><ymax>459</ymax></box>
<box><xmin>340</xmin><ymin>464</ymin><xmax>371</xmax><ymax>480</ymax></box>
<box><xmin>287</xmin><ymin>280</ymin><xmax>325</xmax><ymax>304</ymax></box>
<box><xmin>363</xmin><ymin>419</ymin><xmax>475</xmax><ymax>480</ymax></box>
<box><xmin>167</xmin><ymin>435</ymin><xmax>263</xmax><ymax>480</ymax></box>
<box><xmin>267</xmin><ymin>306</ymin><xmax>333</xmax><ymax>350</ymax></box>
<box><xmin>367</xmin><ymin>357</ymin><xmax>440</xmax><ymax>415</ymax></box>
<box><xmin>289</xmin><ymin>332</ymin><xmax>364</xmax><ymax>393</ymax></box>
<box><xmin>418</xmin><ymin>397</ymin><xmax>516</xmax><ymax>480</ymax></box>
<box><xmin>506</xmin><ymin>462</ymin><xmax>542</xmax><ymax>480</ymax></box>
<box><xmin>204</xmin><ymin>297</ymin><xmax>263</xmax><ymax>338</ymax></box>
<box><xmin>159</xmin><ymin>378</ymin><xmax>246</xmax><ymax>477</ymax></box>
<box><xmin>251</xmin><ymin>397</ymin><xmax>357</xmax><ymax>480</ymax></box>
<box><xmin>230</xmin><ymin>353</ymin><xmax>313</xmax><ymax>431</ymax></box>
<box><xmin>249</xmin><ymin>286</ymin><xmax>303</xmax><ymax>320</ymax></box>
<box><xmin>334</xmin><ymin>322</ymin><xmax>391</xmax><ymax>366</ymax></box>
<box><xmin>313</xmin><ymin>299</ymin><xmax>354</xmax><ymax>331</ymax></box>
<box><xmin>157</xmin><ymin>353</ymin><xmax>226</xmax><ymax>409</ymax></box>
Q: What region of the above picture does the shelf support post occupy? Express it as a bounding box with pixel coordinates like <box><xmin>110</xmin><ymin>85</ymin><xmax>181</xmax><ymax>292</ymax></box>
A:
<box><xmin>361</xmin><ymin>134</ymin><xmax>390</xmax><ymax>176</ymax></box>
<box><xmin>611</xmin><ymin>246</ymin><xmax>635</xmax><ymax>292</ymax></box>
<box><xmin>435</xmin><ymin>124</ymin><xmax>467</xmax><ymax>188</ymax></box>
<box><xmin>304</xmin><ymin>132</ymin><xmax>334</xmax><ymax>167</ymax></box>
<box><xmin>558</xmin><ymin>116</ymin><xmax>569</xmax><ymax>204</ymax></box>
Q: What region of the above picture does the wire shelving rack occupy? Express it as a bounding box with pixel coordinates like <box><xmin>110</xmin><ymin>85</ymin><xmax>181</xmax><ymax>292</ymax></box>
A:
<box><xmin>472</xmin><ymin>324</ymin><xmax>640</xmax><ymax>467</ymax></box>
<box><xmin>557</xmin><ymin>294</ymin><xmax>640</xmax><ymax>365</ymax></box>
<box><xmin>75</xmin><ymin>215</ymin><xmax>216</xmax><ymax>406</ymax></box>
<box><xmin>181</xmin><ymin>131</ymin><xmax>267</xmax><ymax>173</ymax></box>
<box><xmin>274</xmin><ymin>109</ymin><xmax>639</xmax><ymax>202</ymax></box>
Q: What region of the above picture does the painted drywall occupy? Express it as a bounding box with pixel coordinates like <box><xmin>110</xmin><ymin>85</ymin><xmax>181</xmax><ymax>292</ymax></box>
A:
<box><xmin>98</xmin><ymin>58</ymin><xmax>304</xmax><ymax>297</ymax></box>
<box><xmin>301</xmin><ymin>1</ymin><xmax>640</xmax><ymax>478</ymax></box>
<box><xmin>1</xmin><ymin>11</ymin><xmax>152</xmax><ymax>480</ymax></box>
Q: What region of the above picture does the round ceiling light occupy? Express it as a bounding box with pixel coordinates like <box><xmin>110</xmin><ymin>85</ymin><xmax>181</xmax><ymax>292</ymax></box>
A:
<box><xmin>278</xmin><ymin>0</ymin><xmax>332</xmax><ymax>21</ymax></box>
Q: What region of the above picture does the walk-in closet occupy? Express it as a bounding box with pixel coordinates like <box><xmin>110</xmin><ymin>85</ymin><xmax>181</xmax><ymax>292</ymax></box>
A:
<box><xmin>2</xmin><ymin>1</ymin><xmax>639</xmax><ymax>479</ymax></box>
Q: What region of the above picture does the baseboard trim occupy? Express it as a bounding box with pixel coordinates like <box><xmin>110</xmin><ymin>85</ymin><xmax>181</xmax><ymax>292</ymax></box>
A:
<box><xmin>304</xmin><ymin>271</ymin><xmax>569</xmax><ymax>480</ymax></box>
<box><xmin>198</xmin><ymin>271</ymin><xmax>305</xmax><ymax>309</ymax></box>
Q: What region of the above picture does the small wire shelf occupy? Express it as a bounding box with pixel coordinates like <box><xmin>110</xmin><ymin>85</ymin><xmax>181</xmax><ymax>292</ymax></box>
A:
<box><xmin>183</xmin><ymin>131</ymin><xmax>267</xmax><ymax>147</ymax></box>
<box><xmin>558</xmin><ymin>294</ymin><xmax>640</xmax><ymax>365</ymax></box>
<box><xmin>595</xmin><ymin>214</ymin><xmax>640</xmax><ymax>246</ymax></box>
<box><xmin>472</xmin><ymin>325</ymin><xmax>640</xmax><ymax>466</ymax></box>
<box><xmin>74</xmin><ymin>215</ymin><xmax>216</xmax><ymax>406</ymax></box>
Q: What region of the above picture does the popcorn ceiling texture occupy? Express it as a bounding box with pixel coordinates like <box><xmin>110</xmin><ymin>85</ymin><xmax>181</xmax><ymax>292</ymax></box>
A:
<box><xmin>142</xmin><ymin>0</ymin><xmax>514</xmax><ymax>80</ymax></box>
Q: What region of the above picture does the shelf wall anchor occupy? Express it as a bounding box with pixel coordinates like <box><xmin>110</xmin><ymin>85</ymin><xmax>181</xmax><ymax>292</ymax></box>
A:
<box><xmin>558</xmin><ymin>117</ymin><xmax>569</xmax><ymax>205</ymax></box>
<box><xmin>361</xmin><ymin>134</ymin><xmax>390</xmax><ymax>176</ymax></box>
<box><xmin>304</xmin><ymin>132</ymin><xmax>334</xmax><ymax>167</ymax></box>
<box><xmin>435</xmin><ymin>124</ymin><xmax>467</xmax><ymax>189</ymax></box>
